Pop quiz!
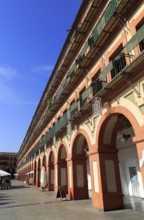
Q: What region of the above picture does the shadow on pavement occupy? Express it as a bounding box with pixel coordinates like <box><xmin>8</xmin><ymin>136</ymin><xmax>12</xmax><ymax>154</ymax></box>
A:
<box><xmin>0</xmin><ymin>193</ymin><xmax>11</xmax><ymax>198</ymax></box>
<box><xmin>0</xmin><ymin>202</ymin><xmax>15</xmax><ymax>206</ymax></box>
<box><xmin>0</xmin><ymin>197</ymin><xmax>12</xmax><ymax>201</ymax></box>
<box><xmin>11</xmin><ymin>185</ymin><xmax>30</xmax><ymax>189</ymax></box>
<box><xmin>123</xmin><ymin>196</ymin><xmax>144</xmax><ymax>212</ymax></box>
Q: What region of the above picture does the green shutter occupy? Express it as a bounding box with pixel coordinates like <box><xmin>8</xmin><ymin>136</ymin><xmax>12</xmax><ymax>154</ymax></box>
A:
<box><xmin>126</xmin><ymin>24</ymin><xmax>144</xmax><ymax>53</ymax></box>
<box><xmin>69</xmin><ymin>62</ymin><xmax>76</xmax><ymax>77</ymax></box>
<box><xmin>70</xmin><ymin>29</ymin><xmax>76</xmax><ymax>43</ymax></box>
<box><xmin>70</xmin><ymin>101</ymin><xmax>78</xmax><ymax>112</ymax></box>
<box><xmin>81</xmin><ymin>86</ymin><xmax>92</xmax><ymax>101</ymax></box>
<box><xmin>91</xmin><ymin>0</ymin><xmax>122</xmax><ymax>43</ymax></box>
<box><xmin>80</xmin><ymin>41</ymin><xmax>89</xmax><ymax>57</ymax></box>
<box><xmin>99</xmin><ymin>62</ymin><xmax>113</xmax><ymax>80</ymax></box>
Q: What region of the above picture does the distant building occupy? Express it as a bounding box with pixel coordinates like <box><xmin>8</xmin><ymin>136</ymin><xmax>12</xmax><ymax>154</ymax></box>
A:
<box><xmin>0</xmin><ymin>152</ymin><xmax>17</xmax><ymax>177</ymax></box>
<box><xmin>17</xmin><ymin>0</ymin><xmax>144</xmax><ymax>211</ymax></box>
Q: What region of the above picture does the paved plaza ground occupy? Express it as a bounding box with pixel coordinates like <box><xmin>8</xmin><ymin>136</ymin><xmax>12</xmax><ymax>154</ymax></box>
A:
<box><xmin>0</xmin><ymin>180</ymin><xmax>144</xmax><ymax>220</ymax></box>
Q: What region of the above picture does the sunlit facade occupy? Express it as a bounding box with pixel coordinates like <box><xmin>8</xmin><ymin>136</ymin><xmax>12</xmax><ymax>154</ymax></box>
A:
<box><xmin>17</xmin><ymin>0</ymin><xmax>144</xmax><ymax>211</ymax></box>
<box><xmin>0</xmin><ymin>152</ymin><xmax>17</xmax><ymax>177</ymax></box>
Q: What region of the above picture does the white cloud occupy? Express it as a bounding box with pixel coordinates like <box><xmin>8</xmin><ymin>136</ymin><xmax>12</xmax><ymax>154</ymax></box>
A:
<box><xmin>0</xmin><ymin>66</ymin><xmax>18</xmax><ymax>80</ymax></box>
<box><xmin>0</xmin><ymin>65</ymin><xmax>38</xmax><ymax>105</ymax></box>
<box><xmin>0</xmin><ymin>82</ymin><xmax>37</xmax><ymax>105</ymax></box>
<box><xmin>32</xmin><ymin>64</ymin><xmax>53</xmax><ymax>74</ymax></box>
<box><xmin>0</xmin><ymin>82</ymin><xmax>18</xmax><ymax>103</ymax></box>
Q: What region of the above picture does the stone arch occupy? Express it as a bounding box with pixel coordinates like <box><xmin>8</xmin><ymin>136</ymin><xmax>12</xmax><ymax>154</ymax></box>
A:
<box><xmin>57</xmin><ymin>144</ymin><xmax>68</xmax><ymax>161</ymax></box>
<box><xmin>57</xmin><ymin>141</ymin><xmax>69</xmax><ymax>161</ymax></box>
<box><xmin>42</xmin><ymin>154</ymin><xmax>46</xmax><ymax>167</ymax></box>
<box><xmin>70</xmin><ymin>131</ymin><xmax>92</xmax><ymax>200</ymax></box>
<box><xmin>57</xmin><ymin>144</ymin><xmax>68</xmax><ymax>193</ymax></box>
<box><xmin>48</xmin><ymin>148</ymin><xmax>56</xmax><ymax>165</ymax></box>
<box><xmin>96</xmin><ymin>106</ymin><xmax>141</xmax><ymax>148</ymax></box>
<box><xmin>37</xmin><ymin>157</ymin><xmax>41</xmax><ymax>187</ymax></box>
<box><xmin>93</xmin><ymin>106</ymin><xmax>144</xmax><ymax>210</ymax></box>
<box><xmin>70</xmin><ymin>128</ymin><xmax>92</xmax><ymax>156</ymax></box>
<box><xmin>33</xmin><ymin>159</ymin><xmax>37</xmax><ymax>185</ymax></box>
<box><xmin>48</xmin><ymin>150</ymin><xmax>55</xmax><ymax>191</ymax></box>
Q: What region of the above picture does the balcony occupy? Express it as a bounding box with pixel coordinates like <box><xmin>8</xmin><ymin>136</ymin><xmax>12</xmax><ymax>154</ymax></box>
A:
<box><xmin>26</xmin><ymin>0</ymin><xmax>133</xmax><ymax>150</ymax></box>
<box><xmin>93</xmin><ymin>77</ymin><xmax>103</xmax><ymax>96</ymax></box>
<box><xmin>80</xmin><ymin>86</ymin><xmax>92</xmax><ymax>109</ymax></box>
<box><xmin>97</xmin><ymin>24</ymin><xmax>144</xmax><ymax>97</ymax></box>
<box><xmin>27</xmin><ymin>0</ymin><xmax>140</xmax><ymax>158</ymax></box>
<box><xmin>37</xmin><ymin>111</ymin><xmax>69</xmax><ymax>151</ymax></box>
<box><xmin>29</xmin><ymin>23</ymin><xmax>144</xmax><ymax>157</ymax></box>
<box><xmin>41</xmin><ymin>0</ymin><xmax>125</xmax><ymax>116</ymax></box>
<box><xmin>41</xmin><ymin>24</ymin><xmax>144</xmax><ymax>151</ymax></box>
<box><xmin>70</xmin><ymin>101</ymin><xmax>78</xmax><ymax>118</ymax></box>
<box><xmin>33</xmin><ymin>0</ymin><xmax>105</xmax><ymax>121</ymax></box>
<box><xmin>91</xmin><ymin>0</ymin><xmax>122</xmax><ymax>43</ymax></box>
<box><xmin>53</xmin><ymin>0</ymin><xmax>133</xmax><ymax>105</ymax></box>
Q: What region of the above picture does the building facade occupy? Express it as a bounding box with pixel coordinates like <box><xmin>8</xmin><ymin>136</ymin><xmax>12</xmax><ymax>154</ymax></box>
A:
<box><xmin>17</xmin><ymin>0</ymin><xmax>144</xmax><ymax>211</ymax></box>
<box><xmin>0</xmin><ymin>152</ymin><xmax>17</xmax><ymax>177</ymax></box>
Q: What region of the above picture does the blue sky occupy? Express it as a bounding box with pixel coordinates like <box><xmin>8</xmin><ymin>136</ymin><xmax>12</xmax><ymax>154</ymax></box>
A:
<box><xmin>0</xmin><ymin>0</ymin><xmax>82</xmax><ymax>153</ymax></box>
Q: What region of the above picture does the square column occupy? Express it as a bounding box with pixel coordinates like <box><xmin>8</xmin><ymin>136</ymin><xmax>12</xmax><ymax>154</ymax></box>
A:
<box><xmin>89</xmin><ymin>148</ymin><xmax>123</xmax><ymax>211</ymax></box>
<box><xmin>36</xmin><ymin>168</ymin><xmax>40</xmax><ymax>187</ymax></box>
<box><xmin>67</xmin><ymin>159</ymin><xmax>74</xmax><ymax>199</ymax></box>
<box><xmin>57</xmin><ymin>161</ymin><xmax>68</xmax><ymax>193</ymax></box>
<box><xmin>54</xmin><ymin>163</ymin><xmax>58</xmax><ymax>193</ymax></box>
<box><xmin>67</xmin><ymin>157</ymin><xmax>88</xmax><ymax>200</ymax></box>
<box><xmin>48</xmin><ymin>164</ymin><xmax>55</xmax><ymax>191</ymax></box>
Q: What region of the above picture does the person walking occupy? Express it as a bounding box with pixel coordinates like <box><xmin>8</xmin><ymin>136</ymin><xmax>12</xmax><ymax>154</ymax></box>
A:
<box><xmin>40</xmin><ymin>166</ymin><xmax>46</xmax><ymax>191</ymax></box>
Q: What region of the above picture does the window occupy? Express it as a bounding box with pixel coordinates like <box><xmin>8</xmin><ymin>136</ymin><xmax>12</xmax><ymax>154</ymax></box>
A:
<box><xmin>92</xmin><ymin>70</ymin><xmax>103</xmax><ymax>96</ymax></box>
<box><xmin>60</xmin><ymin>110</ymin><xmax>68</xmax><ymax>128</ymax></box>
<box><xmin>109</xmin><ymin>44</ymin><xmax>126</xmax><ymax>79</ymax></box>
<box><xmin>136</xmin><ymin>19</ymin><xmax>144</xmax><ymax>52</ymax></box>
<box><xmin>80</xmin><ymin>88</ymin><xmax>87</xmax><ymax>108</ymax></box>
<box><xmin>80</xmin><ymin>86</ymin><xmax>92</xmax><ymax>108</ymax></box>
<box><xmin>70</xmin><ymin>100</ymin><xmax>78</xmax><ymax>117</ymax></box>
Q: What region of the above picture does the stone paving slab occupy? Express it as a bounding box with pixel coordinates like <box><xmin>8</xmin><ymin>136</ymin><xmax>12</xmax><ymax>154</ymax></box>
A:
<box><xmin>0</xmin><ymin>180</ymin><xmax>144</xmax><ymax>220</ymax></box>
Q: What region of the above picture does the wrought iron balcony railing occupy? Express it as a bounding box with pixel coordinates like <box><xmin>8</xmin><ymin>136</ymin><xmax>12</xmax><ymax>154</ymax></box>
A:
<box><xmin>26</xmin><ymin>2</ymin><xmax>144</xmax><ymax>161</ymax></box>
<box><xmin>80</xmin><ymin>86</ymin><xmax>92</xmax><ymax>109</ymax></box>
<box><xmin>24</xmin><ymin>0</ymin><xmax>127</xmax><ymax>153</ymax></box>
<box><xmin>99</xmin><ymin>24</ymin><xmax>144</xmax><ymax>82</ymax></box>
<box><xmin>70</xmin><ymin>101</ymin><xmax>78</xmax><ymax>118</ymax></box>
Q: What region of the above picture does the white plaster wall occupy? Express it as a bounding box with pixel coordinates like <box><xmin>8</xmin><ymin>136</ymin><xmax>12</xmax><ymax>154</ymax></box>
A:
<box><xmin>86</xmin><ymin>159</ymin><xmax>92</xmax><ymax>198</ymax></box>
<box><xmin>117</xmin><ymin>141</ymin><xmax>144</xmax><ymax>198</ymax></box>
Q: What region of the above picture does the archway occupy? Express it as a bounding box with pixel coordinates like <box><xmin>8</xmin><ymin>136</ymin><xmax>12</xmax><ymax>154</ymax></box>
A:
<box><xmin>34</xmin><ymin>160</ymin><xmax>36</xmax><ymax>185</ymax></box>
<box><xmin>37</xmin><ymin>158</ymin><xmax>41</xmax><ymax>187</ymax></box>
<box><xmin>72</xmin><ymin>133</ymin><xmax>91</xmax><ymax>200</ymax></box>
<box><xmin>97</xmin><ymin>113</ymin><xmax>144</xmax><ymax>210</ymax></box>
<box><xmin>116</xmin><ymin>115</ymin><xmax>143</xmax><ymax>198</ymax></box>
<box><xmin>41</xmin><ymin>155</ymin><xmax>47</xmax><ymax>188</ymax></box>
<box><xmin>48</xmin><ymin>151</ymin><xmax>55</xmax><ymax>191</ymax></box>
<box><xmin>42</xmin><ymin>155</ymin><xmax>46</xmax><ymax>167</ymax></box>
<box><xmin>57</xmin><ymin>145</ymin><xmax>68</xmax><ymax>193</ymax></box>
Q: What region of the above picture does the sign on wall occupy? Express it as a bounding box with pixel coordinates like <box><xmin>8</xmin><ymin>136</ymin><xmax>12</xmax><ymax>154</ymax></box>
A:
<box><xmin>67</xmin><ymin>122</ymin><xmax>72</xmax><ymax>135</ymax></box>
<box><xmin>92</xmin><ymin>97</ymin><xmax>102</xmax><ymax>116</ymax></box>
